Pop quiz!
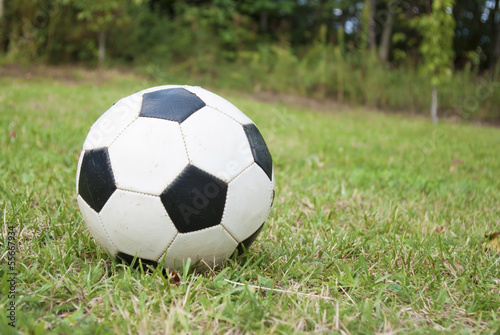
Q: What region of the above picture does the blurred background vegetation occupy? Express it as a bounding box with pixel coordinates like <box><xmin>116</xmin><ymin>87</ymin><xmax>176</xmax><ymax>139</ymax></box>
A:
<box><xmin>1</xmin><ymin>0</ymin><xmax>499</xmax><ymax>122</ymax></box>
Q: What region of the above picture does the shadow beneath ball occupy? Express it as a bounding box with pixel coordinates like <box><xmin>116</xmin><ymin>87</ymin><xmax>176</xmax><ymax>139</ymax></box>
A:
<box><xmin>115</xmin><ymin>252</ymin><xmax>207</xmax><ymax>279</ymax></box>
<box><xmin>116</xmin><ymin>252</ymin><xmax>169</xmax><ymax>277</ymax></box>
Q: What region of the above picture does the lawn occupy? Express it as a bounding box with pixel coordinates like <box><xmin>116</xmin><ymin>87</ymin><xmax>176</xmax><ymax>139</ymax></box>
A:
<box><xmin>1</xmin><ymin>69</ymin><xmax>499</xmax><ymax>334</ymax></box>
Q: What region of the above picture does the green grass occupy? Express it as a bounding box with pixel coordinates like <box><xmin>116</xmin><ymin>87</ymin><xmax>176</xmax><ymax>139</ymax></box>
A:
<box><xmin>0</xmin><ymin>69</ymin><xmax>499</xmax><ymax>334</ymax></box>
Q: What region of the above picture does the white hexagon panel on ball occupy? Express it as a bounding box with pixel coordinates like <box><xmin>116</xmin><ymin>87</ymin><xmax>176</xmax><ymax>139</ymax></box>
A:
<box><xmin>221</xmin><ymin>163</ymin><xmax>274</xmax><ymax>243</ymax></box>
<box><xmin>108</xmin><ymin>117</ymin><xmax>189</xmax><ymax>196</ymax></box>
<box><xmin>181</xmin><ymin>107</ymin><xmax>254</xmax><ymax>182</ymax></box>
<box><xmin>163</xmin><ymin>225</ymin><xmax>238</xmax><ymax>269</ymax></box>
<box><xmin>99</xmin><ymin>189</ymin><xmax>178</xmax><ymax>262</ymax></box>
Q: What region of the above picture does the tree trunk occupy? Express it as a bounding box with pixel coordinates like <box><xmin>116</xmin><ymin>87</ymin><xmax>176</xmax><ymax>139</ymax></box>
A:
<box><xmin>494</xmin><ymin>0</ymin><xmax>500</xmax><ymax>70</ymax></box>
<box><xmin>98</xmin><ymin>30</ymin><xmax>106</xmax><ymax>66</ymax></box>
<box><xmin>431</xmin><ymin>86</ymin><xmax>438</xmax><ymax>124</ymax></box>
<box><xmin>489</xmin><ymin>0</ymin><xmax>499</xmax><ymax>70</ymax></box>
<box><xmin>378</xmin><ymin>9</ymin><xmax>393</xmax><ymax>62</ymax></box>
<box><xmin>369</xmin><ymin>0</ymin><xmax>376</xmax><ymax>51</ymax></box>
<box><xmin>495</xmin><ymin>27</ymin><xmax>500</xmax><ymax>68</ymax></box>
<box><xmin>492</xmin><ymin>0</ymin><xmax>499</xmax><ymax>37</ymax></box>
<box><xmin>0</xmin><ymin>0</ymin><xmax>4</xmax><ymax>53</ymax></box>
<box><xmin>260</xmin><ymin>10</ymin><xmax>268</xmax><ymax>32</ymax></box>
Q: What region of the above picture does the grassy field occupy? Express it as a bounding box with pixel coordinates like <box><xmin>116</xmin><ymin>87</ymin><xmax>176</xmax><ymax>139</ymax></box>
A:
<box><xmin>0</xmin><ymin>69</ymin><xmax>499</xmax><ymax>334</ymax></box>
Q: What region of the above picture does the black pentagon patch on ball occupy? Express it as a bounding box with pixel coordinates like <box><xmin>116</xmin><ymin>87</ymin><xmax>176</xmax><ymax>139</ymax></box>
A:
<box><xmin>140</xmin><ymin>88</ymin><xmax>206</xmax><ymax>123</ymax></box>
<box><xmin>243</xmin><ymin>124</ymin><xmax>273</xmax><ymax>180</ymax></box>
<box><xmin>234</xmin><ymin>223</ymin><xmax>265</xmax><ymax>256</ymax></box>
<box><xmin>160</xmin><ymin>165</ymin><xmax>228</xmax><ymax>233</ymax></box>
<box><xmin>78</xmin><ymin>148</ymin><xmax>116</xmax><ymax>213</ymax></box>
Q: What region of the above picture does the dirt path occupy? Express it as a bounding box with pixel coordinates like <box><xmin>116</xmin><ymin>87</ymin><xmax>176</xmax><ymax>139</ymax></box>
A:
<box><xmin>0</xmin><ymin>63</ymin><xmax>137</xmax><ymax>84</ymax></box>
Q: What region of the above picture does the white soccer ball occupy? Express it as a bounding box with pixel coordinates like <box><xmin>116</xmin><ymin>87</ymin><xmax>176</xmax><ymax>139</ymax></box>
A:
<box><xmin>76</xmin><ymin>85</ymin><xmax>274</xmax><ymax>269</ymax></box>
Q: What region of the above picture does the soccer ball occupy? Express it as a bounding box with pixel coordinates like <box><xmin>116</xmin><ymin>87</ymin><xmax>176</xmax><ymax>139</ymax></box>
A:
<box><xmin>76</xmin><ymin>85</ymin><xmax>274</xmax><ymax>269</ymax></box>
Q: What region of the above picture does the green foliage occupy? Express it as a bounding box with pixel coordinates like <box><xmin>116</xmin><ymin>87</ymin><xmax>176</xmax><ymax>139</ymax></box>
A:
<box><xmin>72</xmin><ymin>0</ymin><xmax>129</xmax><ymax>33</ymax></box>
<box><xmin>106</xmin><ymin>3</ymin><xmax>172</xmax><ymax>63</ymax></box>
<box><xmin>240</xmin><ymin>0</ymin><xmax>295</xmax><ymax>16</ymax></box>
<box><xmin>413</xmin><ymin>0</ymin><xmax>456</xmax><ymax>87</ymax></box>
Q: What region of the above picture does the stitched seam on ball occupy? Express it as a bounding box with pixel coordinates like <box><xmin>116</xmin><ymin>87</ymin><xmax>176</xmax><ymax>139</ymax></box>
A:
<box><xmin>137</xmin><ymin>115</ymin><xmax>187</xmax><ymax>121</ymax></box>
<box><xmin>188</xmin><ymin>165</ymin><xmax>229</xmax><ymax>185</ymax></box>
<box><xmin>227</xmin><ymin>161</ymin><xmax>254</xmax><ymax>184</ymax></box>
<box><xmin>175</xmin><ymin>224</ymin><xmax>224</xmax><ymax>235</ymax></box>
<box><xmin>220</xmin><ymin>224</ymin><xmax>240</xmax><ymax>244</ymax></box>
<box><xmin>156</xmin><ymin>250</ymin><xmax>167</xmax><ymax>264</ymax></box>
<box><xmin>207</xmin><ymin>104</ymin><xmax>252</xmax><ymax>126</ymax></box>
<box><xmin>219</xmin><ymin>187</ymin><xmax>230</xmax><ymax>237</ymax></box>
<box><xmin>96</xmin><ymin>211</ymin><xmax>119</xmax><ymax>254</ymax></box>
<box><xmin>178</xmin><ymin>124</ymin><xmax>192</xmax><ymax>164</ymax></box>
<box><xmin>218</xmin><ymin>163</ymin><xmax>254</xmax><ymax>238</ymax></box>
<box><xmin>156</xmin><ymin>231</ymin><xmax>177</xmax><ymax>263</ymax></box>
<box><xmin>103</xmin><ymin>149</ymin><xmax>115</xmax><ymax>188</ymax></box>
<box><xmin>108</xmin><ymin>114</ymin><xmax>139</xmax><ymax>148</ymax></box>
<box><xmin>115</xmin><ymin>187</ymin><xmax>160</xmax><ymax>198</ymax></box>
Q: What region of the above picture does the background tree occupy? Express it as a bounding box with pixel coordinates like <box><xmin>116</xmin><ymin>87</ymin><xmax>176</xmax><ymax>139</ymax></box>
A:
<box><xmin>377</xmin><ymin>0</ymin><xmax>396</xmax><ymax>63</ymax></box>
<box><xmin>73</xmin><ymin>0</ymin><xmax>130</xmax><ymax>66</ymax></box>
<box><xmin>414</xmin><ymin>0</ymin><xmax>456</xmax><ymax>123</ymax></box>
<box><xmin>239</xmin><ymin>0</ymin><xmax>295</xmax><ymax>33</ymax></box>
